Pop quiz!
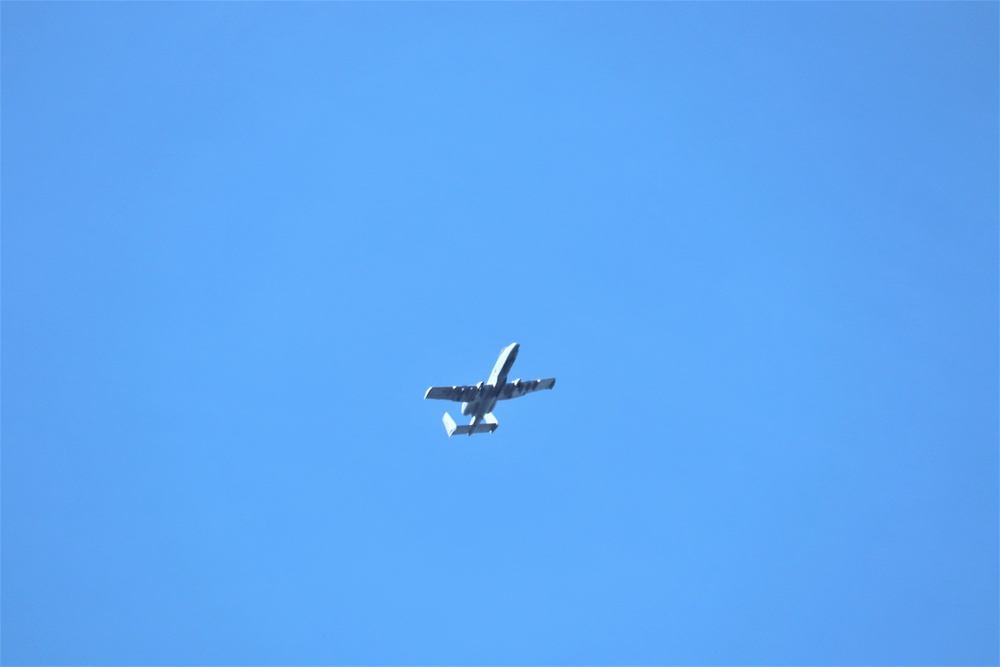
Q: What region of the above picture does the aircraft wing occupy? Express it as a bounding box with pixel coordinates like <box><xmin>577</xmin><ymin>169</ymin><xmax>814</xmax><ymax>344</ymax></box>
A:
<box><xmin>424</xmin><ymin>385</ymin><xmax>482</xmax><ymax>402</ymax></box>
<box><xmin>496</xmin><ymin>378</ymin><xmax>556</xmax><ymax>400</ymax></box>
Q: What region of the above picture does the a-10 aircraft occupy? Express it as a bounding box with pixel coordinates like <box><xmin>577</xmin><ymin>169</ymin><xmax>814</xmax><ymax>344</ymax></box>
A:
<box><xmin>425</xmin><ymin>342</ymin><xmax>555</xmax><ymax>436</ymax></box>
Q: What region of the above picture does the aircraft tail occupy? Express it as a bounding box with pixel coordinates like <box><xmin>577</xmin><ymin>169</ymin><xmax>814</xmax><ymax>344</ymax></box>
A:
<box><xmin>443</xmin><ymin>412</ymin><xmax>498</xmax><ymax>437</ymax></box>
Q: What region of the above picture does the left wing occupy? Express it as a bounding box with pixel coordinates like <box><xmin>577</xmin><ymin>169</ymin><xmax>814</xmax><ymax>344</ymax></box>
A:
<box><xmin>425</xmin><ymin>385</ymin><xmax>482</xmax><ymax>402</ymax></box>
<box><xmin>496</xmin><ymin>378</ymin><xmax>556</xmax><ymax>400</ymax></box>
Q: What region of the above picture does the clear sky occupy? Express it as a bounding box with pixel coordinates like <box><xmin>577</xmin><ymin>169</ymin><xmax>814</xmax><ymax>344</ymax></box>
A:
<box><xmin>2</xmin><ymin>3</ymin><xmax>997</xmax><ymax>665</ymax></box>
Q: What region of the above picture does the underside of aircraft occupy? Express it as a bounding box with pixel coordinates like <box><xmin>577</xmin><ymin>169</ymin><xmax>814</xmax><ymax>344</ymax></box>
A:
<box><xmin>424</xmin><ymin>342</ymin><xmax>555</xmax><ymax>436</ymax></box>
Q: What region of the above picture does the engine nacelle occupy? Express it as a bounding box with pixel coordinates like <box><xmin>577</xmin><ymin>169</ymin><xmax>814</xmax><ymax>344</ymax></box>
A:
<box><xmin>461</xmin><ymin>401</ymin><xmax>474</xmax><ymax>416</ymax></box>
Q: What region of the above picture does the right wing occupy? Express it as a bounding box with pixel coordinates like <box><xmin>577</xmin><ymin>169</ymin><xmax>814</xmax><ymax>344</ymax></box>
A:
<box><xmin>424</xmin><ymin>385</ymin><xmax>482</xmax><ymax>402</ymax></box>
<box><xmin>496</xmin><ymin>377</ymin><xmax>556</xmax><ymax>400</ymax></box>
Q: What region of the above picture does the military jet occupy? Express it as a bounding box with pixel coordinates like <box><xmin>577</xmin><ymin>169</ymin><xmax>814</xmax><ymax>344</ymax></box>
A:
<box><xmin>425</xmin><ymin>342</ymin><xmax>555</xmax><ymax>436</ymax></box>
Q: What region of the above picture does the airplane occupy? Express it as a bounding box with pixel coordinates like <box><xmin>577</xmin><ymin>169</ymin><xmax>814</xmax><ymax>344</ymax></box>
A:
<box><xmin>424</xmin><ymin>342</ymin><xmax>555</xmax><ymax>436</ymax></box>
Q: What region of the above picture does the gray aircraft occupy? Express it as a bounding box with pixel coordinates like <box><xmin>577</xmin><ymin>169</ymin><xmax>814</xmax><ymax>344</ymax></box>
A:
<box><xmin>425</xmin><ymin>342</ymin><xmax>556</xmax><ymax>436</ymax></box>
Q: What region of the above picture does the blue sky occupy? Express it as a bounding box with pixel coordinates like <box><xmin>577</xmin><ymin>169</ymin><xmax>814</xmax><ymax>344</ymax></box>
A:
<box><xmin>2</xmin><ymin>3</ymin><xmax>997</xmax><ymax>665</ymax></box>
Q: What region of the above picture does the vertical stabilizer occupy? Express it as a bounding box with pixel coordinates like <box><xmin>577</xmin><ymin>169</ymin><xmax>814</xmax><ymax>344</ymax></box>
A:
<box><xmin>442</xmin><ymin>412</ymin><xmax>459</xmax><ymax>437</ymax></box>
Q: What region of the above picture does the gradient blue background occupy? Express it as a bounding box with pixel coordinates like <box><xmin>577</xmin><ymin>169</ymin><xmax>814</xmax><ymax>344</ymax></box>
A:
<box><xmin>3</xmin><ymin>3</ymin><xmax>997</xmax><ymax>665</ymax></box>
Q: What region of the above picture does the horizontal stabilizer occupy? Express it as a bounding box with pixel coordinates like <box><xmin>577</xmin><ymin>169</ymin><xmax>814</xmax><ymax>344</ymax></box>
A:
<box><xmin>442</xmin><ymin>412</ymin><xmax>498</xmax><ymax>437</ymax></box>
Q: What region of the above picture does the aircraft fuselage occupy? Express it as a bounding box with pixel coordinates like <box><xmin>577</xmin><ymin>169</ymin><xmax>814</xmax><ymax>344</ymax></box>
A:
<box><xmin>461</xmin><ymin>342</ymin><xmax>520</xmax><ymax>427</ymax></box>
